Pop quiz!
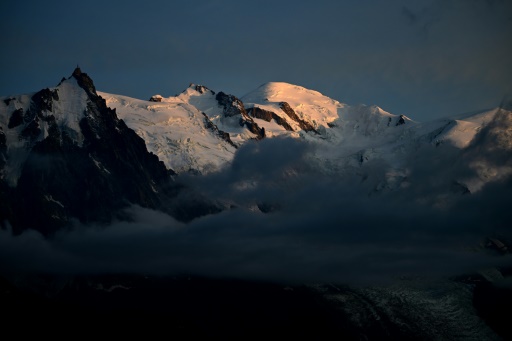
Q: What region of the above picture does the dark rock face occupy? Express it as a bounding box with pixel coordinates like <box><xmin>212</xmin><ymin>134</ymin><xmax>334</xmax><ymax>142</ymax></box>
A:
<box><xmin>396</xmin><ymin>115</ymin><xmax>406</xmax><ymax>126</ymax></box>
<box><xmin>13</xmin><ymin>88</ymin><xmax>61</xmax><ymax>143</ymax></box>
<box><xmin>242</xmin><ymin>119</ymin><xmax>266</xmax><ymax>140</ymax></box>
<box><xmin>0</xmin><ymin>128</ymin><xmax>6</xmax><ymax>169</ymax></box>
<box><xmin>8</xmin><ymin>108</ymin><xmax>23</xmax><ymax>129</ymax></box>
<box><xmin>194</xmin><ymin>84</ymin><xmax>215</xmax><ymax>95</ymax></box>
<box><xmin>202</xmin><ymin>113</ymin><xmax>237</xmax><ymax>148</ymax></box>
<box><xmin>1</xmin><ymin>68</ymin><xmax>221</xmax><ymax>236</ymax></box>
<box><xmin>247</xmin><ymin>107</ymin><xmax>294</xmax><ymax>131</ymax></box>
<box><xmin>279</xmin><ymin>102</ymin><xmax>318</xmax><ymax>133</ymax></box>
<box><xmin>149</xmin><ymin>95</ymin><xmax>162</xmax><ymax>102</ymax></box>
<box><xmin>20</xmin><ymin>119</ymin><xmax>41</xmax><ymax>142</ymax></box>
<box><xmin>35</xmin><ymin>88</ymin><xmax>59</xmax><ymax>109</ymax></box>
<box><xmin>3</xmin><ymin>97</ymin><xmax>15</xmax><ymax>106</ymax></box>
<box><xmin>215</xmin><ymin>92</ymin><xmax>265</xmax><ymax>140</ymax></box>
<box><xmin>248</xmin><ymin>106</ymin><xmax>273</xmax><ymax>122</ymax></box>
<box><xmin>215</xmin><ymin>91</ymin><xmax>248</xmax><ymax>118</ymax></box>
<box><xmin>72</xmin><ymin>67</ymin><xmax>95</xmax><ymax>95</ymax></box>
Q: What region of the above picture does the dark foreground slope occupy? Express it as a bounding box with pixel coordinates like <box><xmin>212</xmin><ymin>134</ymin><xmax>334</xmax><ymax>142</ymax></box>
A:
<box><xmin>1</xmin><ymin>273</ymin><xmax>511</xmax><ymax>339</ymax></box>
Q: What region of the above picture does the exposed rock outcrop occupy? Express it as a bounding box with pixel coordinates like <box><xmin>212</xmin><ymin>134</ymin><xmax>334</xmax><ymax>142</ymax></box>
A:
<box><xmin>202</xmin><ymin>113</ymin><xmax>237</xmax><ymax>148</ymax></box>
<box><xmin>215</xmin><ymin>91</ymin><xmax>248</xmax><ymax>118</ymax></box>
<box><xmin>279</xmin><ymin>102</ymin><xmax>318</xmax><ymax>133</ymax></box>
<box><xmin>215</xmin><ymin>92</ymin><xmax>265</xmax><ymax>140</ymax></box>
<box><xmin>247</xmin><ymin>106</ymin><xmax>294</xmax><ymax>131</ymax></box>
<box><xmin>194</xmin><ymin>84</ymin><xmax>215</xmax><ymax>95</ymax></box>
<box><xmin>149</xmin><ymin>95</ymin><xmax>163</xmax><ymax>102</ymax></box>
<box><xmin>8</xmin><ymin>108</ymin><xmax>23</xmax><ymax>129</ymax></box>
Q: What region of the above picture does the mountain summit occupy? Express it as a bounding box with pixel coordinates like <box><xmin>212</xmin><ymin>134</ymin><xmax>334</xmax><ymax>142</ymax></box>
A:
<box><xmin>1</xmin><ymin>68</ymin><xmax>511</xmax><ymax>340</ymax></box>
<box><xmin>0</xmin><ymin>68</ymin><xmax>217</xmax><ymax>235</ymax></box>
<box><xmin>1</xmin><ymin>68</ymin><xmax>511</xmax><ymax>234</ymax></box>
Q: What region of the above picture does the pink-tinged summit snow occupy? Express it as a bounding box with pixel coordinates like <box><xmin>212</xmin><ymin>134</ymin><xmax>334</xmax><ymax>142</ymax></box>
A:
<box><xmin>101</xmin><ymin>81</ymin><xmax>510</xmax><ymax>194</ymax></box>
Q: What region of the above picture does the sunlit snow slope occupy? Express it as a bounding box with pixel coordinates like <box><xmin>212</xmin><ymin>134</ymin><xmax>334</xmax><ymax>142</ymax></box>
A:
<box><xmin>99</xmin><ymin>90</ymin><xmax>237</xmax><ymax>174</ymax></box>
<box><xmin>98</xmin><ymin>81</ymin><xmax>509</xmax><ymax>192</ymax></box>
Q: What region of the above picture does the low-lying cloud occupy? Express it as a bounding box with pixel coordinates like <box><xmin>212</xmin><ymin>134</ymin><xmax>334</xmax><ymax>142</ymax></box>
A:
<box><xmin>1</xmin><ymin>119</ymin><xmax>512</xmax><ymax>284</ymax></box>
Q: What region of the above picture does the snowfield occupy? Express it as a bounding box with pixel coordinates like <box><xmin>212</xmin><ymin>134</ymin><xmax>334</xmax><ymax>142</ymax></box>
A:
<box><xmin>2</xmin><ymin>79</ymin><xmax>509</xmax><ymax>194</ymax></box>
<box><xmin>96</xmin><ymin>82</ymin><xmax>510</xmax><ymax>195</ymax></box>
<box><xmin>98</xmin><ymin>91</ymin><xmax>237</xmax><ymax>174</ymax></box>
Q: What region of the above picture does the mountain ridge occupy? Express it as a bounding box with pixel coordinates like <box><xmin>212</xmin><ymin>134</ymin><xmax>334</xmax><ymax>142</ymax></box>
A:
<box><xmin>100</xmin><ymin>80</ymin><xmax>505</xmax><ymax>184</ymax></box>
<box><xmin>1</xmin><ymin>68</ymin><xmax>511</xmax><ymax>234</ymax></box>
<box><xmin>0</xmin><ymin>68</ymin><xmax>219</xmax><ymax>235</ymax></box>
<box><xmin>1</xmin><ymin>68</ymin><xmax>511</xmax><ymax>340</ymax></box>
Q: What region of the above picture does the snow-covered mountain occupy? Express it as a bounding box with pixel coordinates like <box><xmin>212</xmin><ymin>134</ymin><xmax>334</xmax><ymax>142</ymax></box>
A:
<box><xmin>98</xmin><ymin>89</ymin><xmax>238</xmax><ymax>174</ymax></box>
<box><xmin>99</xmin><ymin>80</ymin><xmax>510</xmax><ymax>195</ymax></box>
<box><xmin>1</xmin><ymin>67</ymin><xmax>511</xmax><ymax>234</ymax></box>
<box><xmin>0</xmin><ymin>68</ymin><xmax>218</xmax><ymax>235</ymax></box>
<box><xmin>1</xmin><ymin>68</ymin><xmax>511</xmax><ymax>339</ymax></box>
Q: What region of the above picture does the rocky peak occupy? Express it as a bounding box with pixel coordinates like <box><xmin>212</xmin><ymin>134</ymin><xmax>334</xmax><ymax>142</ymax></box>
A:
<box><xmin>72</xmin><ymin>66</ymin><xmax>82</xmax><ymax>77</ymax></box>
<box><xmin>0</xmin><ymin>67</ymin><xmax>210</xmax><ymax>236</ymax></box>
<box><xmin>71</xmin><ymin>66</ymin><xmax>97</xmax><ymax>96</ymax></box>
<box><xmin>192</xmin><ymin>84</ymin><xmax>215</xmax><ymax>95</ymax></box>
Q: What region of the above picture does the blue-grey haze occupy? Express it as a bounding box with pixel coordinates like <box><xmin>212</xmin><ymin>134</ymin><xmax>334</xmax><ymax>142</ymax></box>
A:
<box><xmin>1</xmin><ymin>0</ymin><xmax>511</xmax><ymax>120</ymax></box>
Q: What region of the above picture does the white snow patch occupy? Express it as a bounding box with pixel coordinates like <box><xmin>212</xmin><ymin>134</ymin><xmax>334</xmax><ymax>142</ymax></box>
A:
<box><xmin>51</xmin><ymin>77</ymin><xmax>89</xmax><ymax>147</ymax></box>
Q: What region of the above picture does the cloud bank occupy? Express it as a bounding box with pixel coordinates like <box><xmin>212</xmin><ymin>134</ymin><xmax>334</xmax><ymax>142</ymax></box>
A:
<box><xmin>1</xmin><ymin>114</ymin><xmax>512</xmax><ymax>284</ymax></box>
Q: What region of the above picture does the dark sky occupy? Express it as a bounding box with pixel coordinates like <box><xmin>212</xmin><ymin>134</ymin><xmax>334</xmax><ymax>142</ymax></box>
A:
<box><xmin>1</xmin><ymin>0</ymin><xmax>511</xmax><ymax>120</ymax></box>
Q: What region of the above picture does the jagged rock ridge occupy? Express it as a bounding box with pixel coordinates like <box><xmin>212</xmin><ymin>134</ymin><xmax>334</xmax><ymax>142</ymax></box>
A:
<box><xmin>215</xmin><ymin>91</ymin><xmax>265</xmax><ymax>140</ymax></box>
<box><xmin>0</xmin><ymin>68</ymin><xmax>219</xmax><ymax>235</ymax></box>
